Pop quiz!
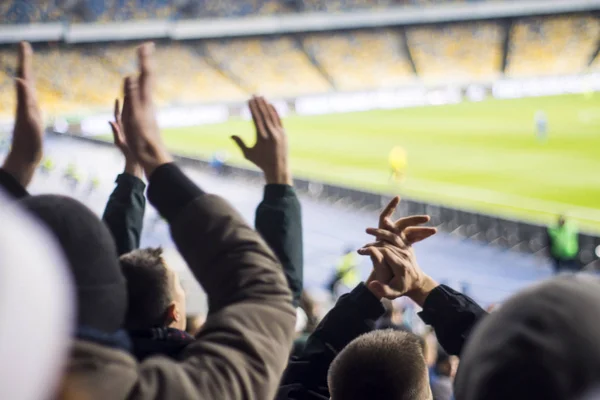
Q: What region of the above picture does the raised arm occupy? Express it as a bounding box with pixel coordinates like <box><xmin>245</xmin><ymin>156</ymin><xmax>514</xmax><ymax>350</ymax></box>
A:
<box><xmin>0</xmin><ymin>42</ymin><xmax>43</xmax><ymax>199</ymax></box>
<box><xmin>101</xmin><ymin>99</ymin><xmax>146</xmax><ymax>255</ymax></box>
<box><xmin>120</xmin><ymin>44</ymin><xmax>296</xmax><ymax>400</ymax></box>
<box><xmin>232</xmin><ymin>96</ymin><xmax>303</xmax><ymax>306</ymax></box>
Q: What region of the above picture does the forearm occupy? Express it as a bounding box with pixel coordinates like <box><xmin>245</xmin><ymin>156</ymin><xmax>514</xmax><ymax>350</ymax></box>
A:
<box><xmin>0</xmin><ymin>168</ymin><xmax>30</xmax><ymax>199</ymax></box>
<box><xmin>102</xmin><ymin>173</ymin><xmax>146</xmax><ymax>255</ymax></box>
<box><xmin>255</xmin><ymin>184</ymin><xmax>303</xmax><ymax>306</ymax></box>
<box><xmin>418</xmin><ymin>284</ymin><xmax>487</xmax><ymax>355</ymax></box>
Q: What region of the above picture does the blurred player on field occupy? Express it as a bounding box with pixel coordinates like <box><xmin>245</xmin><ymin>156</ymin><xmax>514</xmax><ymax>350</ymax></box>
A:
<box><xmin>535</xmin><ymin>110</ymin><xmax>547</xmax><ymax>142</ymax></box>
<box><xmin>389</xmin><ymin>146</ymin><xmax>407</xmax><ymax>182</ymax></box>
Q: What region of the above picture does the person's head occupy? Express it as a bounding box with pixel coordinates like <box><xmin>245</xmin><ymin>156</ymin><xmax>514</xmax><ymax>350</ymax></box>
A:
<box><xmin>19</xmin><ymin>195</ymin><xmax>126</xmax><ymax>333</ymax></box>
<box><xmin>558</xmin><ymin>215</ymin><xmax>566</xmax><ymax>226</ymax></box>
<box><xmin>120</xmin><ymin>248</ymin><xmax>186</xmax><ymax>331</ymax></box>
<box><xmin>328</xmin><ymin>330</ymin><xmax>432</xmax><ymax>400</ymax></box>
<box><xmin>455</xmin><ymin>275</ymin><xmax>600</xmax><ymax>400</ymax></box>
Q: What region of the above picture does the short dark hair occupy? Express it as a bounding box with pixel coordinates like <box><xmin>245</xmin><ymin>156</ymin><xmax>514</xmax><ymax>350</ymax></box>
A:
<box><xmin>328</xmin><ymin>330</ymin><xmax>429</xmax><ymax>400</ymax></box>
<box><xmin>120</xmin><ymin>248</ymin><xmax>172</xmax><ymax>330</ymax></box>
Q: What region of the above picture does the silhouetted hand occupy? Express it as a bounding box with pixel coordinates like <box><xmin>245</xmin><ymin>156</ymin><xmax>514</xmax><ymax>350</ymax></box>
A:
<box><xmin>121</xmin><ymin>43</ymin><xmax>172</xmax><ymax>179</ymax></box>
<box><xmin>3</xmin><ymin>42</ymin><xmax>44</xmax><ymax>187</ymax></box>
<box><xmin>231</xmin><ymin>96</ymin><xmax>291</xmax><ymax>185</ymax></box>
<box><xmin>109</xmin><ymin>98</ymin><xmax>143</xmax><ymax>178</ymax></box>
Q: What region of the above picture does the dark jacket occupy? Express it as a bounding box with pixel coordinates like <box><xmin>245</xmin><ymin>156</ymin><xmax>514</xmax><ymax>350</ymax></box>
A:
<box><xmin>1</xmin><ymin>164</ymin><xmax>296</xmax><ymax>399</ymax></box>
<box><xmin>255</xmin><ymin>184</ymin><xmax>303</xmax><ymax>307</ymax></box>
<box><xmin>128</xmin><ymin>327</ymin><xmax>194</xmax><ymax>362</ymax></box>
<box><xmin>277</xmin><ymin>284</ymin><xmax>487</xmax><ymax>399</ymax></box>
<box><xmin>101</xmin><ymin>173</ymin><xmax>146</xmax><ymax>256</ymax></box>
<box><xmin>278</xmin><ymin>283</ymin><xmax>385</xmax><ymax>399</ymax></box>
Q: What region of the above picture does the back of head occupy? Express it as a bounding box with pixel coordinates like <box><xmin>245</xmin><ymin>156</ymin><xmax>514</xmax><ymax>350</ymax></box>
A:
<box><xmin>18</xmin><ymin>194</ymin><xmax>126</xmax><ymax>333</ymax></box>
<box><xmin>328</xmin><ymin>330</ymin><xmax>431</xmax><ymax>400</ymax></box>
<box><xmin>455</xmin><ymin>275</ymin><xmax>600</xmax><ymax>400</ymax></box>
<box><xmin>120</xmin><ymin>248</ymin><xmax>172</xmax><ymax>330</ymax></box>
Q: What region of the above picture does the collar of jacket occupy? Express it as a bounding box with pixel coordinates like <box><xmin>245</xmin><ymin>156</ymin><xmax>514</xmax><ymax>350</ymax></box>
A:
<box><xmin>128</xmin><ymin>327</ymin><xmax>194</xmax><ymax>361</ymax></box>
<box><xmin>76</xmin><ymin>326</ymin><xmax>131</xmax><ymax>352</ymax></box>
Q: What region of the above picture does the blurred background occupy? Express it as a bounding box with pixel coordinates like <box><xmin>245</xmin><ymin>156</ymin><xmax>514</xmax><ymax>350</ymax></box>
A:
<box><xmin>0</xmin><ymin>0</ymin><xmax>599</xmax><ymax>322</ymax></box>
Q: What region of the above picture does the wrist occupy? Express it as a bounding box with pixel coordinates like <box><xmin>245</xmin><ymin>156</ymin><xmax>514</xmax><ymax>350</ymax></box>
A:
<box><xmin>405</xmin><ymin>275</ymin><xmax>438</xmax><ymax>307</ymax></box>
<box><xmin>124</xmin><ymin>159</ymin><xmax>143</xmax><ymax>179</ymax></box>
<box><xmin>365</xmin><ymin>270</ymin><xmax>383</xmax><ymax>300</ymax></box>
<box><xmin>142</xmin><ymin>151</ymin><xmax>174</xmax><ymax>180</ymax></box>
<box><xmin>265</xmin><ymin>169</ymin><xmax>292</xmax><ymax>186</ymax></box>
<box><xmin>2</xmin><ymin>152</ymin><xmax>39</xmax><ymax>187</ymax></box>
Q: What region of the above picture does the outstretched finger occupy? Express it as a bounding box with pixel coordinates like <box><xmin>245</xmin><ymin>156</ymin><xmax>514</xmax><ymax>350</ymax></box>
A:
<box><xmin>366</xmin><ymin>227</ymin><xmax>404</xmax><ymax>247</ymax></box>
<box><xmin>394</xmin><ymin>215</ymin><xmax>431</xmax><ymax>232</ymax></box>
<box><xmin>404</xmin><ymin>227</ymin><xmax>437</xmax><ymax>245</ymax></box>
<box><xmin>231</xmin><ymin>135</ymin><xmax>249</xmax><ymax>157</ymax></box>
<box><xmin>257</xmin><ymin>97</ymin><xmax>276</xmax><ymax>137</ymax></box>
<box><xmin>137</xmin><ymin>42</ymin><xmax>155</xmax><ymax>104</ymax></box>
<box><xmin>379</xmin><ymin>196</ymin><xmax>400</xmax><ymax>229</ymax></box>
<box><xmin>123</xmin><ymin>76</ymin><xmax>139</xmax><ymax>113</ymax></box>
<box><xmin>17</xmin><ymin>41</ymin><xmax>33</xmax><ymax>82</ymax></box>
<box><xmin>113</xmin><ymin>98</ymin><xmax>121</xmax><ymax>125</ymax></box>
<box><xmin>109</xmin><ymin>121</ymin><xmax>123</xmax><ymax>147</ymax></box>
<box><xmin>249</xmin><ymin>97</ymin><xmax>266</xmax><ymax>139</ymax></box>
<box><xmin>268</xmin><ymin>104</ymin><xmax>282</xmax><ymax>127</ymax></box>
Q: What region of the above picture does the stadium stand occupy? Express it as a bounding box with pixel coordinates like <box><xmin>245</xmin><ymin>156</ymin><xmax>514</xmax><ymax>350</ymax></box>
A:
<box><xmin>204</xmin><ymin>37</ymin><xmax>332</xmax><ymax>97</ymax></box>
<box><xmin>505</xmin><ymin>15</ymin><xmax>600</xmax><ymax>78</ymax></box>
<box><xmin>0</xmin><ymin>42</ymin><xmax>248</xmax><ymax>117</ymax></box>
<box><xmin>303</xmin><ymin>30</ymin><xmax>415</xmax><ymax>91</ymax></box>
<box><xmin>406</xmin><ymin>22</ymin><xmax>503</xmax><ymax>83</ymax></box>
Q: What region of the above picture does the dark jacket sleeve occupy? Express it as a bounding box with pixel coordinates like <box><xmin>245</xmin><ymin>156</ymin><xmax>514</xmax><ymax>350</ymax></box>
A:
<box><xmin>135</xmin><ymin>163</ymin><xmax>296</xmax><ymax>400</ymax></box>
<box><xmin>101</xmin><ymin>173</ymin><xmax>146</xmax><ymax>256</ymax></box>
<box><xmin>255</xmin><ymin>184</ymin><xmax>303</xmax><ymax>307</ymax></box>
<box><xmin>278</xmin><ymin>283</ymin><xmax>385</xmax><ymax>399</ymax></box>
<box><xmin>0</xmin><ymin>169</ymin><xmax>29</xmax><ymax>199</ymax></box>
<box><xmin>418</xmin><ymin>284</ymin><xmax>487</xmax><ymax>356</ymax></box>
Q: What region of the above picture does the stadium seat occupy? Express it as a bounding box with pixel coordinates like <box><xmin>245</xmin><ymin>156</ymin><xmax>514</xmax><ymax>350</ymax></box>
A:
<box><xmin>204</xmin><ymin>37</ymin><xmax>332</xmax><ymax>97</ymax></box>
<box><xmin>505</xmin><ymin>16</ymin><xmax>600</xmax><ymax>78</ymax></box>
<box><xmin>405</xmin><ymin>22</ymin><xmax>503</xmax><ymax>83</ymax></box>
<box><xmin>303</xmin><ymin>30</ymin><xmax>416</xmax><ymax>91</ymax></box>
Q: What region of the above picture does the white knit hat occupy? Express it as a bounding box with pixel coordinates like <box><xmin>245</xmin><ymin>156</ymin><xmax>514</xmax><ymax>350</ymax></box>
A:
<box><xmin>0</xmin><ymin>191</ymin><xmax>74</xmax><ymax>400</ymax></box>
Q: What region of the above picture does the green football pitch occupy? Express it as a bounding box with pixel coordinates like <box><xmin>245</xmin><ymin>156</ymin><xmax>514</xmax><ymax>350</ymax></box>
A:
<box><xmin>112</xmin><ymin>94</ymin><xmax>600</xmax><ymax>232</ymax></box>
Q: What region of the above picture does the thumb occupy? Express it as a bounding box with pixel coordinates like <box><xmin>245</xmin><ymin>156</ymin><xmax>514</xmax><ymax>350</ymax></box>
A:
<box><xmin>231</xmin><ymin>135</ymin><xmax>249</xmax><ymax>156</ymax></box>
<box><xmin>109</xmin><ymin>121</ymin><xmax>123</xmax><ymax>146</ymax></box>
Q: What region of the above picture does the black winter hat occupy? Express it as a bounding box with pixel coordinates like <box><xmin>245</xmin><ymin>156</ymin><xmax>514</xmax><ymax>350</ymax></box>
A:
<box><xmin>455</xmin><ymin>275</ymin><xmax>600</xmax><ymax>400</ymax></box>
<box><xmin>19</xmin><ymin>195</ymin><xmax>127</xmax><ymax>333</ymax></box>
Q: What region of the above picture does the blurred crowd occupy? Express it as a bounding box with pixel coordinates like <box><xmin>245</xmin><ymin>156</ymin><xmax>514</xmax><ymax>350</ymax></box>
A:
<box><xmin>0</xmin><ymin>14</ymin><xmax>598</xmax><ymax>118</ymax></box>
<box><xmin>0</xmin><ymin>0</ymin><xmax>557</xmax><ymax>23</ymax></box>
<box><xmin>1</xmin><ymin>40</ymin><xmax>600</xmax><ymax>400</ymax></box>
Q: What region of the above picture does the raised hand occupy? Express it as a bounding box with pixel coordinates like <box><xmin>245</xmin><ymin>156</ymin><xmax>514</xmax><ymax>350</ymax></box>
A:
<box><xmin>120</xmin><ymin>43</ymin><xmax>172</xmax><ymax>178</ymax></box>
<box><xmin>109</xmin><ymin>98</ymin><xmax>142</xmax><ymax>178</ymax></box>
<box><xmin>3</xmin><ymin>41</ymin><xmax>44</xmax><ymax>187</ymax></box>
<box><xmin>359</xmin><ymin>196</ymin><xmax>438</xmax><ymax>304</ymax></box>
<box><xmin>231</xmin><ymin>96</ymin><xmax>291</xmax><ymax>185</ymax></box>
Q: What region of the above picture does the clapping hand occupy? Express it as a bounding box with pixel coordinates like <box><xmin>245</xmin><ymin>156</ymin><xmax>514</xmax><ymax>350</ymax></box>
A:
<box><xmin>359</xmin><ymin>196</ymin><xmax>438</xmax><ymax>305</ymax></box>
<box><xmin>120</xmin><ymin>43</ymin><xmax>173</xmax><ymax>179</ymax></box>
<box><xmin>109</xmin><ymin>98</ymin><xmax>143</xmax><ymax>178</ymax></box>
<box><xmin>231</xmin><ymin>96</ymin><xmax>291</xmax><ymax>185</ymax></box>
<box><xmin>3</xmin><ymin>42</ymin><xmax>44</xmax><ymax>187</ymax></box>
